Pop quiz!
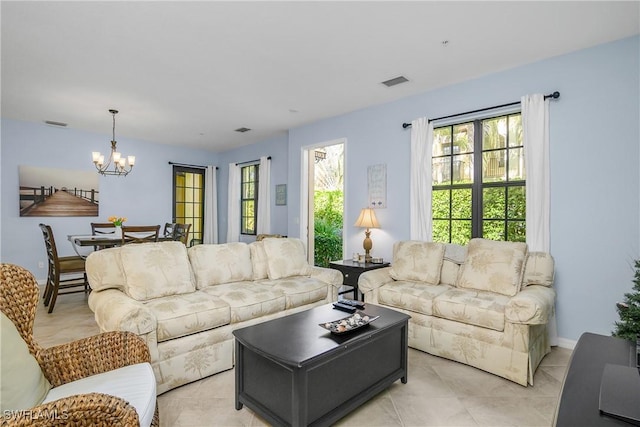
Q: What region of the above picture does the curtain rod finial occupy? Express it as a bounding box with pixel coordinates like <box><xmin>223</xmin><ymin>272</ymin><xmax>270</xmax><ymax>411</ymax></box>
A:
<box><xmin>402</xmin><ymin>122</ymin><xmax>412</xmax><ymax>129</ymax></box>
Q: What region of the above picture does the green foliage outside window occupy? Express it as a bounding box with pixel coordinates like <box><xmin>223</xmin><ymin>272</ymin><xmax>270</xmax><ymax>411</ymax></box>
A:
<box><xmin>314</xmin><ymin>190</ymin><xmax>343</xmax><ymax>267</ymax></box>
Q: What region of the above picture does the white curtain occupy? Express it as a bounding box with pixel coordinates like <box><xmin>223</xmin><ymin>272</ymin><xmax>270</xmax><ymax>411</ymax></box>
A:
<box><xmin>410</xmin><ymin>117</ymin><xmax>433</xmax><ymax>241</ymax></box>
<box><xmin>226</xmin><ymin>163</ymin><xmax>240</xmax><ymax>243</ymax></box>
<box><xmin>256</xmin><ymin>156</ymin><xmax>271</xmax><ymax>235</ymax></box>
<box><xmin>522</xmin><ymin>93</ymin><xmax>557</xmax><ymax>345</ymax></box>
<box><xmin>203</xmin><ymin>166</ymin><xmax>218</xmax><ymax>244</ymax></box>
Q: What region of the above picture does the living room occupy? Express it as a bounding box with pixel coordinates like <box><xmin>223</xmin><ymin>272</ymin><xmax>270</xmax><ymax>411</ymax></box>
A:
<box><xmin>1</xmin><ymin>1</ymin><xmax>639</xmax><ymax>425</ymax></box>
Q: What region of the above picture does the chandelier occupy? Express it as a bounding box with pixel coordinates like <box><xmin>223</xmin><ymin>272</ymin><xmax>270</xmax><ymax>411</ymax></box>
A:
<box><xmin>92</xmin><ymin>109</ymin><xmax>135</xmax><ymax>176</ymax></box>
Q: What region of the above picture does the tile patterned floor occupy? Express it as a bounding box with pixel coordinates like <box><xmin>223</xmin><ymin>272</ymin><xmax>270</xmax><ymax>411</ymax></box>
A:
<box><xmin>33</xmin><ymin>291</ymin><xmax>571</xmax><ymax>427</ymax></box>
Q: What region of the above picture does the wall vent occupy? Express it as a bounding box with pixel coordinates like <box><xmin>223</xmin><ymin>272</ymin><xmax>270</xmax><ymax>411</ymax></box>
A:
<box><xmin>381</xmin><ymin>76</ymin><xmax>409</xmax><ymax>87</ymax></box>
<box><xmin>235</xmin><ymin>127</ymin><xmax>251</xmax><ymax>133</ymax></box>
<box><xmin>44</xmin><ymin>120</ymin><xmax>68</xmax><ymax>127</ymax></box>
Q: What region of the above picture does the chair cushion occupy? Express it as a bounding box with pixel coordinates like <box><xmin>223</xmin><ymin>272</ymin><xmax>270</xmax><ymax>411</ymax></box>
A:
<box><xmin>42</xmin><ymin>363</ymin><xmax>156</xmax><ymax>427</ymax></box>
<box><xmin>389</xmin><ymin>241</ymin><xmax>445</xmax><ymax>285</ymax></box>
<box><xmin>201</xmin><ymin>282</ymin><xmax>286</xmax><ymax>323</ymax></box>
<box><xmin>378</xmin><ymin>281</ymin><xmax>452</xmax><ymax>316</ymax></box>
<box><xmin>188</xmin><ymin>243</ymin><xmax>254</xmax><ymax>289</ymax></box>
<box><xmin>144</xmin><ymin>292</ymin><xmax>230</xmax><ymax>342</ymax></box>
<box><xmin>262</xmin><ymin>238</ymin><xmax>312</xmax><ymax>280</ymax></box>
<box><xmin>433</xmin><ymin>288</ymin><xmax>509</xmax><ymax>332</ymax></box>
<box><xmin>456</xmin><ymin>238</ymin><xmax>528</xmax><ymax>296</ymax></box>
<box><xmin>248</xmin><ymin>241</ymin><xmax>269</xmax><ymax>280</ymax></box>
<box><xmin>257</xmin><ymin>276</ymin><xmax>328</xmax><ymax>309</ymax></box>
<box><xmin>120</xmin><ymin>242</ymin><xmax>195</xmax><ymax>301</ymax></box>
<box><xmin>0</xmin><ymin>312</ymin><xmax>51</xmax><ymax>412</ymax></box>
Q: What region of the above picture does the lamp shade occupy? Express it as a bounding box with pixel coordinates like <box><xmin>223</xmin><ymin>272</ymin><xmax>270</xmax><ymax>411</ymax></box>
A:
<box><xmin>354</xmin><ymin>208</ymin><xmax>380</xmax><ymax>229</ymax></box>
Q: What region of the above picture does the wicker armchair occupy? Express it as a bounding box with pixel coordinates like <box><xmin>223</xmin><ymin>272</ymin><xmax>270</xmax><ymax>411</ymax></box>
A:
<box><xmin>0</xmin><ymin>263</ymin><xmax>159</xmax><ymax>427</ymax></box>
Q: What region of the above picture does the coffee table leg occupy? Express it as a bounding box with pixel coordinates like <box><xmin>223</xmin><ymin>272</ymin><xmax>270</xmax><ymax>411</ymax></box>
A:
<box><xmin>291</xmin><ymin>368</ymin><xmax>308</xmax><ymax>427</ymax></box>
<box><xmin>235</xmin><ymin>340</ymin><xmax>244</xmax><ymax>410</ymax></box>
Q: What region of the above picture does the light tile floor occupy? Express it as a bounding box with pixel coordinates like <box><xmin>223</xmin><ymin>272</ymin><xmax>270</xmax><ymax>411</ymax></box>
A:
<box><xmin>34</xmin><ymin>291</ymin><xmax>572</xmax><ymax>427</ymax></box>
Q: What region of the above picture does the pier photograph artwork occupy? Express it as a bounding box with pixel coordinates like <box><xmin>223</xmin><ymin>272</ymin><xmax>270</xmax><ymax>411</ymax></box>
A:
<box><xmin>19</xmin><ymin>166</ymin><xmax>99</xmax><ymax>217</ymax></box>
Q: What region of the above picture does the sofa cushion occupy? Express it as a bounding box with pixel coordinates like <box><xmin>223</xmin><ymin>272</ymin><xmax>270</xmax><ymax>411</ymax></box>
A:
<box><xmin>389</xmin><ymin>241</ymin><xmax>445</xmax><ymax>285</ymax></box>
<box><xmin>378</xmin><ymin>281</ymin><xmax>452</xmax><ymax>316</ymax></box>
<box><xmin>188</xmin><ymin>243</ymin><xmax>254</xmax><ymax>289</ymax></box>
<box><xmin>456</xmin><ymin>238</ymin><xmax>528</xmax><ymax>296</ymax></box>
<box><xmin>201</xmin><ymin>282</ymin><xmax>286</xmax><ymax>323</ymax></box>
<box><xmin>86</xmin><ymin>247</ymin><xmax>126</xmax><ymax>293</ymax></box>
<box><xmin>248</xmin><ymin>241</ymin><xmax>269</xmax><ymax>280</ymax></box>
<box><xmin>0</xmin><ymin>312</ymin><xmax>51</xmax><ymax>412</ymax></box>
<box><xmin>262</xmin><ymin>238</ymin><xmax>312</xmax><ymax>280</ymax></box>
<box><xmin>522</xmin><ymin>252</ymin><xmax>555</xmax><ymax>288</ymax></box>
<box><xmin>144</xmin><ymin>292</ymin><xmax>230</xmax><ymax>342</ymax></box>
<box><xmin>120</xmin><ymin>242</ymin><xmax>195</xmax><ymax>301</ymax></box>
<box><xmin>258</xmin><ymin>277</ymin><xmax>328</xmax><ymax>309</ymax></box>
<box><xmin>433</xmin><ymin>288</ymin><xmax>510</xmax><ymax>332</ymax></box>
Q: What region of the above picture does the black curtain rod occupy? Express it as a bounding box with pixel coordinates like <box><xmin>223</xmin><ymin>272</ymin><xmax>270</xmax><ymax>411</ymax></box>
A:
<box><xmin>168</xmin><ymin>161</ymin><xmax>218</xmax><ymax>170</ymax></box>
<box><xmin>402</xmin><ymin>91</ymin><xmax>560</xmax><ymax>129</ymax></box>
<box><xmin>236</xmin><ymin>156</ymin><xmax>271</xmax><ymax>166</ymax></box>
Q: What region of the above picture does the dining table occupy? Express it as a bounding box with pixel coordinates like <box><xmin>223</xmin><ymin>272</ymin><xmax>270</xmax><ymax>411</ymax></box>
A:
<box><xmin>67</xmin><ymin>234</ymin><xmax>174</xmax><ymax>258</ymax></box>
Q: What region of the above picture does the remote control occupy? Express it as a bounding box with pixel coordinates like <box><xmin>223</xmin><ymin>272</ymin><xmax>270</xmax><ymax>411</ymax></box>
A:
<box><xmin>333</xmin><ymin>302</ymin><xmax>357</xmax><ymax>313</ymax></box>
<box><xmin>338</xmin><ymin>299</ymin><xmax>365</xmax><ymax>309</ymax></box>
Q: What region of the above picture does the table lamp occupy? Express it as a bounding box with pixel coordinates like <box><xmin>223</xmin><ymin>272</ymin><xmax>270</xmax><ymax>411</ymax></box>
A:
<box><xmin>354</xmin><ymin>208</ymin><xmax>379</xmax><ymax>262</ymax></box>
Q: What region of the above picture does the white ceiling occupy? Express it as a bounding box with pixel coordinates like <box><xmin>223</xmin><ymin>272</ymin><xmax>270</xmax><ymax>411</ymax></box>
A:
<box><xmin>2</xmin><ymin>1</ymin><xmax>639</xmax><ymax>152</ymax></box>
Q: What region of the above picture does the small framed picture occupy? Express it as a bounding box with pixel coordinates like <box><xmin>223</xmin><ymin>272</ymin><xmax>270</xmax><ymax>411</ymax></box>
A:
<box><xmin>275</xmin><ymin>184</ymin><xmax>287</xmax><ymax>206</ymax></box>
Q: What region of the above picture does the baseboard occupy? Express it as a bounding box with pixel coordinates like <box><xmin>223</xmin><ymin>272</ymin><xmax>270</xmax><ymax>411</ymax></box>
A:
<box><xmin>556</xmin><ymin>337</ymin><xmax>577</xmax><ymax>350</ymax></box>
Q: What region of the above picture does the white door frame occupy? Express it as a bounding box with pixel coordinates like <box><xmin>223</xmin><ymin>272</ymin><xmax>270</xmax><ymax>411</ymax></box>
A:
<box><xmin>299</xmin><ymin>138</ymin><xmax>346</xmax><ymax>264</ymax></box>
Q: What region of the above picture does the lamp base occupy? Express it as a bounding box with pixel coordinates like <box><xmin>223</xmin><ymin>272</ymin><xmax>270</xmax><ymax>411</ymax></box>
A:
<box><xmin>362</xmin><ymin>229</ymin><xmax>373</xmax><ymax>263</ymax></box>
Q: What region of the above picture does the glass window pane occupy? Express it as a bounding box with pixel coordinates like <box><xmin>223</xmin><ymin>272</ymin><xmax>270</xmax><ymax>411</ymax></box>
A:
<box><xmin>432</xmin><ymin>220</ymin><xmax>450</xmax><ymax>243</ymax></box>
<box><xmin>507</xmin><ymin>186</ymin><xmax>526</xmax><ymax>219</ymax></box>
<box><xmin>483</xmin><ymin>187</ymin><xmax>506</xmax><ymax>219</ymax></box>
<box><xmin>451</xmin><ymin>188</ymin><xmax>472</xmax><ymax>218</ymax></box>
<box><xmin>507</xmin><ymin>221</ymin><xmax>526</xmax><ymax>242</ymax></box>
<box><xmin>432</xmin><ymin>189</ymin><xmax>450</xmax><ymax>218</ymax></box>
<box><xmin>451</xmin><ymin>220</ymin><xmax>472</xmax><ymax>245</ymax></box>
<box><xmin>453</xmin><ymin>123</ymin><xmax>474</xmax><ymax>154</ymax></box>
<box><xmin>483</xmin><ymin>117</ymin><xmax>507</xmax><ymax>149</ymax></box>
<box><xmin>508</xmin><ymin>114</ymin><xmax>523</xmax><ymax>147</ymax></box>
<box><xmin>508</xmin><ymin>147</ymin><xmax>525</xmax><ymax>181</ymax></box>
<box><xmin>433</xmin><ymin>127</ymin><xmax>452</xmax><ymax>157</ymax></box>
<box><xmin>453</xmin><ymin>154</ymin><xmax>473</xmax><ymax>183</ymax></box>
<box><xmin>483</xmin><ymin>220</ymin><xmax>505</xmax><ymax>241</ymax></box>
<box><xmin>483</xmin><ymin>150</ymin><xmax>506</xmax><ymax>182</ymax></box>
<box><xmin>432</xmin><ymin>157</ymin><xmax>451</xmax><ymax>185</ymax></box>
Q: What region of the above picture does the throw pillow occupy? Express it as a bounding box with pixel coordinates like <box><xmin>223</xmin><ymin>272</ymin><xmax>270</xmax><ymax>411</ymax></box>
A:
<box><xmin>522</xmin><ymin>252</ymin><xmax>555</xmax><ymax>288</ymax></box>
<box><xmin>0</xmin><ymin>312</ymin><xmax>51</xmax><ymax>412</ymax></box>
<box><xmin>262</xmin><ymin>238</ymin><xmax>312</xmax><ymax>280</ymax></box>
<box><xmin>120</xmin><ymin>241</ymin><xmax>195</xmax><ymax>300</ymax></box>
<box><xmin>248</xmin><ymin>241</ymin><xmax>269</xmax><ymax>280</ymax></box>
<box><xmin>456</xmin><ymin>238</ymin><xmax>528</xmax><ymax>296</ymax></box>
<box><xmin>188</xmin><ymin>242</ymin><xmax>254</xmax><ymax>288</ymax></box>
<box><xmin>389</xmin><ymin>241</ymin><xmax>445</xmax><ymax>285</ymax></box>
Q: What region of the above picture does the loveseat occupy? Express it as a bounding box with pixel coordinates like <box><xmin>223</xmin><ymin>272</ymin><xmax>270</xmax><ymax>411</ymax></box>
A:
<box><xmin>359</xmin><ymin>238</ymin><xmax>555</xmax><ymax>386</ymax></box>
<box><xmin>85</xmin><ymin>238</ymin><xmax>342</xmax><ymax>394</ymax></box>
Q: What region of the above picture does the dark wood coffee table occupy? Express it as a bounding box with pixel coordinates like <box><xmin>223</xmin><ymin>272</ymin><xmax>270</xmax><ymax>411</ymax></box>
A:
<box><xmin>233</xmin><ymin>303</ymin><xmax>410</xmax><ymax>427</ymax></box>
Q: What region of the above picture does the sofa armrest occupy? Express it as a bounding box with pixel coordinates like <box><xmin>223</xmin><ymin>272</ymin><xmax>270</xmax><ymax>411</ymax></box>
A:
<box><xmin>88</xmin><ymin>289</ymin><xmax>157</xmax><ymax>335</ymax></box>
<box><xmin>359</xmin><ymin>267</ymin><xmax>394</xmax><ymax>303</ymax></box>
<box><xmin>505</xmin><ymin>285</ymin><xmax>556</xmax><ymax>325</ymax></box>
<box><xmin>310</xmin><ymin>266</ymin><xmax>343</xmax><ymax>287</ymax></box>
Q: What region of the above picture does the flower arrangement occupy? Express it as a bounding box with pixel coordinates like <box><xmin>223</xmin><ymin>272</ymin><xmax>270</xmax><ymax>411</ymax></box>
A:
<box><xmin>108</xmin><ymin>216</ymin><xmax>127</xmax><ymax>227</ymax></box>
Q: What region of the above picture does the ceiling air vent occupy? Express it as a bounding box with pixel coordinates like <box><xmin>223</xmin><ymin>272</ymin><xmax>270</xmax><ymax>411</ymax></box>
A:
<box><xmin>44</xmin><ymin>120</ymin><xmax>68</xmax><ymax>127</ymax></box>
<box><xmin>381</xmin><ymin>76</ymin><xmax>409</xmax><ymax>87</ymax></box>
<box><xmin>235</xmin><ymin>127</ymin><xmax>251</xmax><ymax>133</ymax></box>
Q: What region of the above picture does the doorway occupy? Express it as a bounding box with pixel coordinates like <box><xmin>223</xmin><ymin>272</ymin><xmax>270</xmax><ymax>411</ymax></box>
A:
<box><xmin>301</xmin><ymin>140</ymin><xmax>345</xmax><ymax>266</ymax></box>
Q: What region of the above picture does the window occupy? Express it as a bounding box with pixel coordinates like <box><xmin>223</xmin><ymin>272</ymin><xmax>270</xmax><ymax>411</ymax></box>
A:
<box><xmin>173</xmin><ymin>166</ymin><xmax>204</xmax><ymax>246</ymax></box>
<box><xmin>241</xmin><ymin>164</ymin><xmax>259</xmax><ymax>235</ymax></box>
<box><xmin>432</xmin><ymin>113</ymin><xmax>525</xmax><ymax>245</ymax></box>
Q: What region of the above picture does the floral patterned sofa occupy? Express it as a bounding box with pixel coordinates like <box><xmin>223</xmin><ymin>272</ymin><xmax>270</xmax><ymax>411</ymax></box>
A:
<box><xmin>359</xmin><ymin>238</ymin><xmax>555</xmax><ymax>386</ymax></box>
<box><xmin>85</xmin><ymin>238</ymin><xmax>342</xmax><ymax>394</ymax></box>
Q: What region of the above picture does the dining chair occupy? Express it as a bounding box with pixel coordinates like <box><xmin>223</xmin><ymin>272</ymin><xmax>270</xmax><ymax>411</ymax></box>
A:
<box><xmin>91</xmin><ymin>222</ymin><xmax>117</xmax><ymax>250</ymax></box>
<box><xmin>173</xmin><ymin>223</ymin><xmax>192</xmax><ymax>245</ymax></box>
<box><xmin>0</xmin><ymin>263</ymin><xmax>159</xmax><ymax>427</ymax></box>
<box><xmin>38</xmin><ymin>224</ymin><xmax>89</xmax><ymax>313</ymax></box>
<box><xmin>162</xmin><ymin>222</ymin><xmax>177</xmax><ymax>239</ymax></box>
<box><xmin>121</xmin><ymin>225</ymin><xmax>160</xmax><ymax>244</ymax></box>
